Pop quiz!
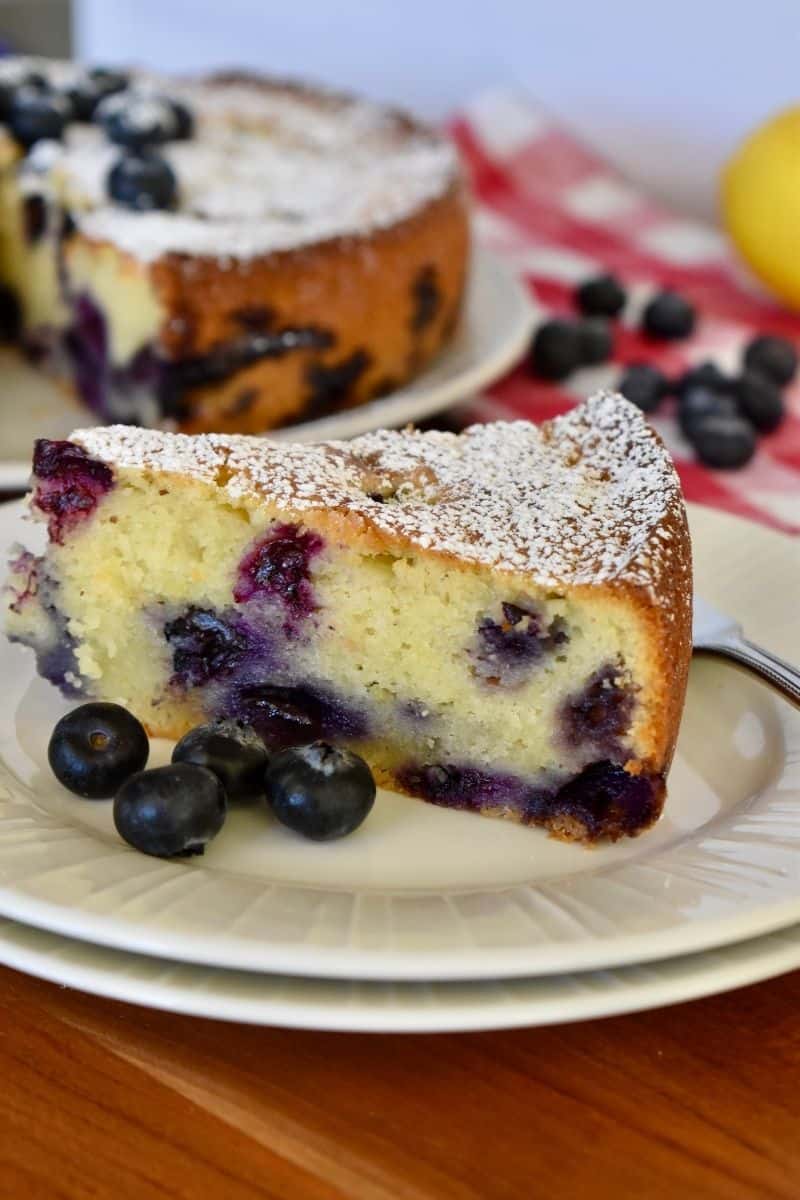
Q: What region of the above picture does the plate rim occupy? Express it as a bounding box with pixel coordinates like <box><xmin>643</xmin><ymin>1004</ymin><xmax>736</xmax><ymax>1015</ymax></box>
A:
<box><xmin>2</xmin><ymin>915</ymin><xmax>800</xmax><ymax>1032</ymax></box>
<box><xmin>0</xmin><ymin>244</ymin><xmax>535</xmax><ymax>490</ymax></box>
<box><xmin>1</xmin><ymin>502</ymin><xmax>799</xmax><ymax>983</ymax></box>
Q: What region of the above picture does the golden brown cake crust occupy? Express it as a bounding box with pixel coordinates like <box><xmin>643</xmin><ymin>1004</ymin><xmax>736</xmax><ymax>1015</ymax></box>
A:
<box><xmin>147</xmin><ymin>181</ymin><xmax>470</xmax><ymax>433</ymax></box>
<box><xmin>614</xmin><ymin>484</ymin><xmax>692</xmax><ymax>779</ymax></box>
<box><xmin>71</xmin><ymin>394</ymin><xmax>688</xmax><ymax>594</ymax></box>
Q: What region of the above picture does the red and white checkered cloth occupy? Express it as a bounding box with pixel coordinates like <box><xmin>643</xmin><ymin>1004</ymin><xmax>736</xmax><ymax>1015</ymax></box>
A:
<box><xmin>447</xmin><ymin>91</ymin><xmax>800</xmax><ymax>535</ymax></box>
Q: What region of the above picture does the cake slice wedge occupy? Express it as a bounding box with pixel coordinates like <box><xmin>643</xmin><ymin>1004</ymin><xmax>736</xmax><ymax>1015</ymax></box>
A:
<box><xmin>3</xmin><ymin>393</ymin><xmax>692</xmax><ymax>842</ymax></box>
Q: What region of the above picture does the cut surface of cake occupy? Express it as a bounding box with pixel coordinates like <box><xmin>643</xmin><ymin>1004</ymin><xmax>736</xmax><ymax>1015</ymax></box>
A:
<box><xmin>3</xmin><ymin>393</ymin><xmax>692</xmax><ymax>843</ymax></box>
<box><xmin>0</xmin><ymin>57</ymin><xmax>468</xmax><ymax>433</ymax></box>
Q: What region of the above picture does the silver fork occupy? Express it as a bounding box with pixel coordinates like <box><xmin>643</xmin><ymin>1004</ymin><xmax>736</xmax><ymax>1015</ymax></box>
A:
<box><xmin>693</xmin><ymin>595</ymin><xmax>800</xmax><ymax>707</ymax></box>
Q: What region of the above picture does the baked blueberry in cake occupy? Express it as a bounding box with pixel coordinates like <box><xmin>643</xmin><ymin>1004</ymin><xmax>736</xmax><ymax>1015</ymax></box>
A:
<box><xmin>3</xmin><ymin>393</ymin><xmax>692</xmax><ymax>843</ymax></box>
<box><xmin>0</xmin><ymin>57</ymin><xmax>468</xmax><ymax>433</ymax></box>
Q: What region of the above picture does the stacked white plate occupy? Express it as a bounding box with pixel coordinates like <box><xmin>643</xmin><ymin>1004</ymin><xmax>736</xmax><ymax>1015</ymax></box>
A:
<box><xmin>1</xmin><ymin>499</ymin><xmax>798</xmax><ymax>1032</ymax></box>
<box><xmin>1</xmin><ymin>253</ymin><xmax>798</xmax><ymax>1031</ymax></box>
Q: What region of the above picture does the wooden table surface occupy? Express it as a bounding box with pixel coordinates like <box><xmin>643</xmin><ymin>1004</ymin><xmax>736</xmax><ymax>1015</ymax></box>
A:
<box><xmin>2</xmin><ymin>964</ymin><xmax>799</xmax><ymax>1199</ymax></box>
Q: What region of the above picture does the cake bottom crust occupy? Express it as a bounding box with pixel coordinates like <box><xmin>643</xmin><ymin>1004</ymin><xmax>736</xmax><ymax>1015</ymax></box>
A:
<box><xmin>134</xmin><ymin>708</ymin><xmax>665</xmax><ymax>845</ymax></box>
<box><xmin>363</xmin><ymin>762</ymin><xmax>662</xmax><ymax>844</ymax></box>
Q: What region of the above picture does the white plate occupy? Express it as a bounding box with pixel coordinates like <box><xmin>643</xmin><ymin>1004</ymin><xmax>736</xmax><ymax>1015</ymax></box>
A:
<box><xmin>3</xmin><ymin>914</ymin><xmax>800</xmax><ymax>1032</ymax></box>
<box><xmin>1</xmin><ymin>501</ymin><xmax>799</xmax><ymax>981</ymax></box>
<box><xmin>0</xmin><ymin>246</ymin><xmax>535</xmax><ymax>490</ymax></box>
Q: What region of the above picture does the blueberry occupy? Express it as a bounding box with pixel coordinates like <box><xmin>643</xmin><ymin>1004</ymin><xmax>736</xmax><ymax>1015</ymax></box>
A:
<box><xmin>560</xmin><ymin>665</ymin><xmax>634</xmax><ymax>755</ymax></box>
<box><xmin>96</xmin><ymin>90</ymin><xmax>179</xmax><ymax>148</ymax></box>
<box><xmin>0</xmin><ymin>284</ymin><xmax>21</xmax><ymax>342</ymax></box>
<box><xmin>735</xmin><ymin>368</ymin><xmax>785</xmax><ymax>433</ymax></box>
<box><xmin>23</xmin><ymin>193</ymin><xmax>47</xmax><ymax>243</ymax></box>
<box><xmin>305</xmin><ymin>350</ymin><xmax>370</xmax><ymax>415</ymax></box>
<box><xmin>674</xmin><ymin>360</ymin><xmax>729</xmax><ymax>398</ymax></box>
<box><xmin>172</xmin><ymin>720</ymin><xmax>268</xmax><ymax>803</ymax></box>
<box><xmin>411</xmin><ymin>264</ymin><xmax>440</xmax><ymax>332</ymax></box>
<box><xmin>231</xmin><ymin>684</ymin><xmax>320</xmax><ymax>747</ymax></box>
<box><xmin>689</xmin><ymin>413</ymin><xmax>757</xmax><ymax>469</ymax></box>
<box><xmin>164</xmin><ymin>607</ymin><xmax>251</xmax><ymax>688</ymax></box>
<box><xmin>48</xmin><ymin>702</ymin><xmax>149</xmax><ymax>799</ymax></box>
<box><xmin>114</xmin><ymin>763</ymin><xmax>227</xmax><ymax>858</ymax></box>
<box><xmin>230</xmin><ymin>683</ymin><xmax>368</xmax><ymax>751</ymax></box>
<box><xmin>617</xmin><ymin>363</ymin><xmax>668</xmax><ymax>412</ymax></box>
<box><xmin>56</xmin><ymin>84</ymin><xmax>86</xmax><ymax>123</ymax></box>
<box><xmin>63</xmin><ymin>67</ymin><xmax>128</xmax><ymax>121</ymax></box>
<box><xmin>22</xmin><ymin>72</ymin><xmax>48</xmax><ymax>91</ymax></box>
<box><xmin>470</xmin><ymin>602</ymin><xmax>567</xmax><ymax>688</ymax></box>
<box><xmin>678</xmin><ymin>386</ymin><xmax>738</xmax><ymax>440</ymax></box>
<box><xmin>476</xmin><ymin>606</ymin><xmax>545</xmax><ymax>671</ymax></box>
<box><xmin>265</xmin><ymin>742</ymin><xmax>375</xmax><ymax>841</ymax></box>
<box><xmin>32</xmin><ymin>438</ymin><xmax>114</xmax><ymax>543</ymax></box>
<box><xmin>88</xmin><ymin>67</ymin><xmax>129</xmax><ymax>103</ymax></box>
<box><xmin>743</xmin><ymin>334</ymin><xmax>797</xmax><ymax>386</ymax></box>
<box><xmin>0</xmin><ymin>82</ymin><xmax>14</xmax><ymax>120</ymax></box>
<box><xmin>169</xmin><ymin>98</ymin><xmax>194</xmax><ymax>140</ymax></box>
<box><xmin>642</xmin><ymin>290</ymin><xmax>696</xmax><ymax>340</ymax></box>
<box><xmin>63</xmin><ymin>293</ymin><xmax>109</xmax><ymax>416</ymax></box>
<box><xmin>397</xmin><ymin>761</ymin><xmax>534</xmax><ymax>815</ymax></box>
<box><xmin>8</xmin><ymin>87</ymin><xmax>70</xmax><ymax>149</ymax></box>
<box><xmin>234</xmin><ymin>523</ymin><xmax>323</xmax><ymax>616</ymax></box>
<box><xmin>32</xmin><ymin>438</ymin><xmax>113</xmax><ymax>486</ymax></box>
<box><xmin>89</xmin><ymin>66</ymin><xmax>129</xmax><ymax>92</ymax></box>
<box><xmin>553</xmin><ymin>761</ymin><xmax>660</xmax><ymax>839</ymax></box>
<box><xmin>575</xmin><ymin>273</ymin><xmax>626</xmax><ymax>318</ymax></box>
<box><xmin>578</xmin><ymin>318</ymin><xmax>613</xmax><ymax>366</ymax></box>
<box><xmin>107</xmin><ymin>152</ymin><xmax>176</xmax><ymax>211</ymax></box>
<box><xmin>528</xmin><ymin>319</ymin><xmax>583</xmax><ymax>381</ymax></box>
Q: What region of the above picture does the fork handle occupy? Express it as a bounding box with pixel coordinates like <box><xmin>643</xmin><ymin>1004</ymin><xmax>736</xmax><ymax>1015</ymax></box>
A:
<box><xmin>695</xmin><ymin>637</ymin><xmax>800</xmax><ymax>707</ymax></box>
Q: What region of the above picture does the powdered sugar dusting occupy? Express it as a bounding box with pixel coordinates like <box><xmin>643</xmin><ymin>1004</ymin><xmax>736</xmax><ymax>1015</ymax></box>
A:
<box><xmin>0</xmin><ymin>56</ymin><xmax>85</xmax><ymax>89</ymax></box>
<box><xmin>13</xmin><ymin>63</ymin><xmax>460</xmax><ymax>263</ymax></box>
<box><xmin>71</xmin><ymin>394</ymin><xmax>688</xmax><ymax>599</ymax></box>
<box><xmin>74</xmin><ymin>421</ymin><xmax>226</xmax><ymax>483</ymax></box>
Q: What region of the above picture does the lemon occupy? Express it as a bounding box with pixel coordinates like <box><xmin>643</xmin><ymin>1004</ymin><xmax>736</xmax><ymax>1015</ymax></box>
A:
<box><xmin>722</xmin><ymin>106</ymin><xmax>800</xmax><ymax>309</ymax></box>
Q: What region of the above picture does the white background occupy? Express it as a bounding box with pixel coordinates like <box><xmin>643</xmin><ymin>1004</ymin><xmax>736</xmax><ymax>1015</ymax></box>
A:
<box><xmin>75</xmin><ymin>0</ymin><xmax>800</xmax><ymax>222</ymax></box>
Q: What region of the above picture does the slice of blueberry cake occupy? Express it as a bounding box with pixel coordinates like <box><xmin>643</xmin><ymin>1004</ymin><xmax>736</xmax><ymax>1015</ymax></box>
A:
<box><xmin>3</xmin><ymin>393</ymin><xmax>692</xmax><ymax>842</ymax></box>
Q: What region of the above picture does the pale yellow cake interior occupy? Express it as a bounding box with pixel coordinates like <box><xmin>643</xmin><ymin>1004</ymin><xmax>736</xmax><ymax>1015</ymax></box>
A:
<box><xmin>0</xmin><ymin>149</ymin><xmax>162</xmax><ymax>362</ymax></box>
<box><xmin>7</xmin><ymin>465</ymin><xmax>661</xmax><ymax>787</ymax></box>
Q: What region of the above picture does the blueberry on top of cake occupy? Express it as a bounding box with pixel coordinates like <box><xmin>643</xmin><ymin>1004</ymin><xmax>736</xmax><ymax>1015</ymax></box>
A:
<box><xmin>3</xmin><ymin>393</ymin><xmax>692</xmax><ymax>843</ymax></box>
<box><xmin>0</xmin><ymin>57</ymin><xmax>468</xmax><ymax>432</ymax></box>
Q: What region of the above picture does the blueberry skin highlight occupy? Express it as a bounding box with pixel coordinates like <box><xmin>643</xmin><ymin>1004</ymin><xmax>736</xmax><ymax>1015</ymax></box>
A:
<box><xmin>48</xmin><ymin>702</ymin><xmax>149</xmax><ymax>799</ymax></box>
<box><xmin>172</xmin><ymin>720</ymin><xmax>268</xmax><ymax>804</ymax></box>
<box><xmin>528</xmin><ymin>319</ymin><xmax>583</xmax><ymax>381</ymax></box>
<box><xmin>735</xmin><ymin>368</ymin><xmax>785</xmax><ymax>433</ymax></box>
<box><xmin>107</xmin><ymin>152</ymin><xmax>177</xmax><ymax>211</ymax></box>
<box><xmin>743</xmin><ymin>334</ymin><xmax>797</xmax><ymax>387</ymax></box>
<box><xmin>674</xmin><ymin>360</ymin><xmax>730</xmax><ymax>398</ymax></box>
<box><xmin>575</xmin><ymin>273</ymin><xmax>626</xmax><ymax>319</ymax></box>
<box><xmin>642</xmin><ymin>291</ymin><xmax>696</xmax><ymax>340</ymax></box>
<box><xmin>678</xmin><ymin>387</ymin><xmax>739</xmax><ymax>441</ymax></box>
<box><xmin>113</xmin><ymin>764</ymin><xmax>227</xmax><ymax>858</ymax></box>
<box><xmin>265</xmin><ymin>742</ymin><xmax>376</xmax><ymax>841</ymax></box>
<box><xmin>8</xmin><ymin>87</ymin><xmax>70</xmax><ymax>149</ymax></box>
<box><xmin>96</xmin><ymin>91</ymin><xmax>179</xmax><ymax>148</ymax></box>
<box><xmin>617</xmin><ymin>363</ymin><xmax>668</xmax><ymax>413</ymax></box>
<box><xmin>690</xmin><ymin>413</ymin><xmax>757</xmax><ymax>469</ymax></box>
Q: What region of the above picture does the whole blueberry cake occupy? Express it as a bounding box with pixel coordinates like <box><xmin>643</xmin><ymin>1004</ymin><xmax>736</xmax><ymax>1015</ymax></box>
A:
<box><xmin>3</xmin><ymin>393</ymin><xmax>692</xmax><ymax>842</ymax></box>
<box><xmin>0</xmin><ymin>57</ymin><xmax>468</xmax><ymax>433</ymax></box>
